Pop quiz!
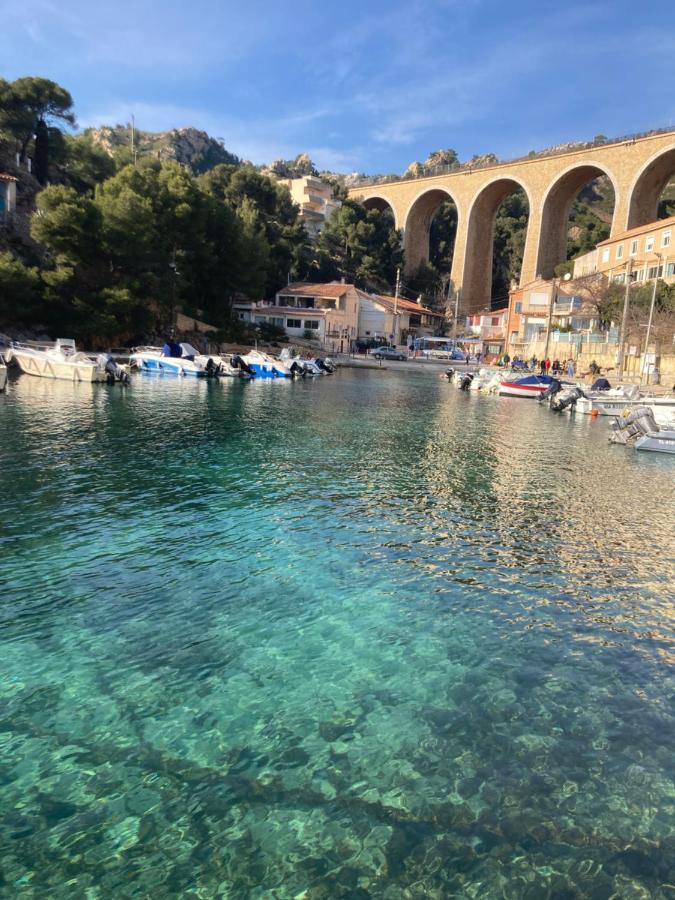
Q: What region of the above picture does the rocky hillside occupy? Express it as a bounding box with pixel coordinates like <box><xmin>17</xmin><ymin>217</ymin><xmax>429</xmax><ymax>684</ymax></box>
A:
<box><xmin>85</xmin><ymin>125</ymin><xmax>240</xmax><ymax>174</ymax></box>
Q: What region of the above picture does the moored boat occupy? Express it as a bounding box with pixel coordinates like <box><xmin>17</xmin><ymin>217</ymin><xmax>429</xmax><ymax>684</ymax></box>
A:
<box><xmin>498</xmin><ymin>373</ymin><xmax>557</xmax><ymax>398</ymax></box>
<box><xmin>574</xmin><ymin>383</ymin><xmax>675</xmax><ymax>422</ymax></box>
<box><xmin>129</xmin><ymin>345</ymin><xmax>207</xmax><ymax>377</ymax></box>
<box><xmin>5</xmin><ymin>339</ymin><xmax>109</xmax><ymax>382</ymax></box>
<box><xmin>0</xmin><ymin>356</ymin><xmax>7</xmax><ymax>392</ymax></box>
<box><xmin>609</xmin><ymin>406</ymin><xmax>675</xmax><ymax>454</ymax></box>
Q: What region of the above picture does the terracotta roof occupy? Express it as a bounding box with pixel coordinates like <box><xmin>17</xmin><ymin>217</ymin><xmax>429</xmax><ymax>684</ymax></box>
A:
<box><xmin>0</xmin><ymin>173</ymin><xmax>18</xmax><ymax>183</ymax></box>
<box><xmin>280</xmin><ymin>282</ymin><xmax>353</xmax><ymax>298</ymax></box>
<box><xmin>360</xmin><ymin>291</ymin><xmax>445</xmax><ymax>318</ymax></box>
<box><xmin>596</xmin><ymin>215</ymin><xmax>675</xmax><ymax>245</ymax></box>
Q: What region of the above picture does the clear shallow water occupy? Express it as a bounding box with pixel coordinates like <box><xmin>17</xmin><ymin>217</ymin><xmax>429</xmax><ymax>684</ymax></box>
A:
<box><xmin>0</xmin><ymin>369</ymin><xmax>674</xmax><ymax>899</ymax></box>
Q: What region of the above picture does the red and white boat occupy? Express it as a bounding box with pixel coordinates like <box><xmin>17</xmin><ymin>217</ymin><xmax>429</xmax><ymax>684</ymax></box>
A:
<box><xmin>498</xmin><ymin>374</ymin><xmax>557</xmax><ymax>398</ymax></box>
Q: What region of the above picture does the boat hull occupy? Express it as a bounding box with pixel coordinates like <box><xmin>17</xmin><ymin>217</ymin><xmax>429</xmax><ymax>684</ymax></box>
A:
<box><xmin>498</xmin><ymin>382</ymin><xmax>549</xmax><ymax>398</ymax></box>
<box><xmin>0</xmin><ymin>364</ymin><xmax>7</xmax><ymax>391</ymax></box>
<box><xmin>635</xmin><ymin>431</ymin><xmax>675</xmax><ymax>454</ymax></box>
<box><xmin>6</xmin><ymin>348</ymin><xmax>107</xmax><ymax>382</ymax></box>
<box><xmin>576</xmin><ymin>396</ymin><xmax>675</xmax><ymax>423</ymax></box>
<box><xmin>131</xmin><ymin>353</ymin><xmax>206</xmax><ymax>377</ymax></box>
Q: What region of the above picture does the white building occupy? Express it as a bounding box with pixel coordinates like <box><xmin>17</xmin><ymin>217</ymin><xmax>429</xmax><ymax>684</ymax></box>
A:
<box><xmin>464</xmin><ymin>307</ymin><xmax>508</xmax><ymax>356</ymax></box>
<box><xmin>233</xmin><ymin>282</ymin><xmax>445</xmax><ymax>349</ymax></box>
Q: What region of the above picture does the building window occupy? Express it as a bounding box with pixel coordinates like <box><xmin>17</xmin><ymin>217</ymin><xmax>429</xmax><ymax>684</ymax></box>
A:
<box><xmin>667</xmin><ymin>263</ymin><xmax>675</xmax><ymax>277</ymax></box>
<box><xmin>286</xmin><ymin>318</ymin><xmax>302</xmax><ymax>328</ymax></box>
<box><xmin>616</xmin><ymin>245</ymin><xmax>624</xmax><ymax>259</ymax></box>
<box><xmin>491</xmin><ymin>317</ymin><xmax>499</xmax><ymax>326</ymax></box>
<box><xmin>645</xmin><ymin>237</ymin><xmax>654</xmax><ymax>252</ymax></box>
<box><xmin>303</xmin><ymin>319</ymin><xmax>319</xmax><ymax>329</ymax></box>
<box><xmin>515</xmin><ymin>302</ymin><xmax>522</xmax><ymax>313</ymax></box>
<box><xmin>601</xmin><ymin>249</ymin><xmax>610</xmax><ymax>263</ymax></box>
<box><xmin>613</xmin><ymin>273</ymin><xmax>625</xmax><ymax>284</ymax></box>
<box><xmin>662</xmin><ymin>231</ymin><xmax>671</xmax><ymax>248</ymax></box>
<box><xmin>630</xmin><ymin>240</ymin><xmax>638</xmax><ymax>256</ymax></box>
<box><xmin>647</xmin><ymin>265</ymin><xmax>663</xmax><ymax>279</ymax></box>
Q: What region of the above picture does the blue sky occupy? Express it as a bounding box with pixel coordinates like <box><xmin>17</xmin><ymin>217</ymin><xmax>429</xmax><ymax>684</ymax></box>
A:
<box><xmin>4</xmin><ymin>0</ymin><xmax>675</xmax><ymax>174</ymax></box>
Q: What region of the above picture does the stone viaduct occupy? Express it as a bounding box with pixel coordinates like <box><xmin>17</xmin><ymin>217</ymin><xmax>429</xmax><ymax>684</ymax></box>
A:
<box><xmin>347</xmin><ymin>130</ymin><xmax>675</xmax><ymax>312</ymax></box>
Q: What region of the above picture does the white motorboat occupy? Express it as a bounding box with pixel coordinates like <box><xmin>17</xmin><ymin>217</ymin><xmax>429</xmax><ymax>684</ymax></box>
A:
<box><xmin>5</xmin><ymin>339</ymin><xmax>109</xmax><ymax>382</ymax></box>
<box><xmin>239</xmin><ymin>349</ymin><xmax>293</xmax><ymax>378</ymax></box>
<box><xmin>609</xmin><ymin>406</ymin><xmax>675</xmax><ymax>454</ymax></box>
<box><xmin>278</xmin><ymin>348</ymin><xmax>334</xmax><ymax>375</ymax></box>
<box><xmin>574</xmin><ymin>383</ymin><xmax>675</xmax><ymax>422</ymax></box>
<box><xmin>0</xmin><ymin>357</ymin><xmax>7</xmax><ymax>392</ymax></box>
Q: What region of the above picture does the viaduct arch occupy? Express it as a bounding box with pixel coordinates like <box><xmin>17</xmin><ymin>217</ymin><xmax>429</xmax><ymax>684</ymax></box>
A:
<box><xmin>348</xmin><ymin>130</ymin><xmax>675</xmax><ymax>312</ymax></box>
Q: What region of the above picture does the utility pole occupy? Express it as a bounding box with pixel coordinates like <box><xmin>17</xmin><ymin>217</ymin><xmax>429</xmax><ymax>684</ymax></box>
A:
<box><xmin>452</xmin><ymin>289</ymin><xmax>460</xmax><ymax>347</ymax></box>
<box><xmin>616</xmin><ymin>259</ymin><xmax>632</xmax><ymax>378</ymax></box>
<box><xmin>642</xmin><ymin>253</ymin><xmax>662</xmax><ymax>384</ymax></box>
<box><xmin>393</xmin><ymin>268</ymin><xmax>400</xmax><ymax>346</ymax></box>
<box><xmin>542</xmin><ymin>276</ymin><xmax>558</xmax><ymax>362</ymax></box>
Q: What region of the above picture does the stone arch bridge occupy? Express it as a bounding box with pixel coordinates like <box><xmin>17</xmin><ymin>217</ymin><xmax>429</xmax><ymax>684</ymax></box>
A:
<box><xmin>347</xmin><ymin>130</ymin><xmax>675</xmax><ymax>312</ymax></box>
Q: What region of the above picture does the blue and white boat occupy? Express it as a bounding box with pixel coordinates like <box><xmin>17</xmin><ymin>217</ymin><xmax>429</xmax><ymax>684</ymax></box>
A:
<box><xmin>130</xmin><ymin>345</ymin><xmax>207</xmax><ymax>377</ymax></box>
<box><xmin>239</xmin><ymin>350</ymin><xmax>293</xmax><ymax>378</ymax></box>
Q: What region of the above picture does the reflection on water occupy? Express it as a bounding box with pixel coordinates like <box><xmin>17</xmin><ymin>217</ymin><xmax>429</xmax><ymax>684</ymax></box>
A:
<box><xmin>0</xmin><ymin>369</ymin><xmax>674</xmax><ymax>898</ymax></box>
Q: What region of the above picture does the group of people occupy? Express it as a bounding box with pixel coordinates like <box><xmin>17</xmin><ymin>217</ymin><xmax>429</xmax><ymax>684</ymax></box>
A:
<box><xmin>500</xmin><ymin>353</ymin><xmax>577</xmax><ymax>378</ymax></box>
<box><xmin>532</xmin><ymin>356</ymin><xmax>576</xmax><ymax>378</ymax></box>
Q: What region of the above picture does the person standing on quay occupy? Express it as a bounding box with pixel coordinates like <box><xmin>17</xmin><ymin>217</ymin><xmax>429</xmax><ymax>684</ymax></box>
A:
<box><xmin>567</xmin><ymin>358</ymin><xmax>575</xmax><ymax>378</ymax></box>
<box><xmin>545</xmin><ymin>357</ymin><xmax>551</xmax><ymax>373</ymax></box>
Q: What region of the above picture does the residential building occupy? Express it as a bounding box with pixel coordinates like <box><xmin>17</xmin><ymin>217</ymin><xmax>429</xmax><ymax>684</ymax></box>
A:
<box><xmin>465</xmin><ymin>307</ymin><xmax>508</xmax><ymax>356</ymax></box>
<box><xmin>0</xmin><ymin>174</ymin><xmax>18</xmax><ymax>222</ymax></box>
<box><xmin>506</xmin><ymin>277</ymin><xmax>603</xmax><ymax>355</ymax></box>
<box><xmin>572</xmin><ymin>215</ymin><xmax>675</xmax><ymax>285</ymax></box>
<box><xmin>357</xmin><ymin>293</ymin><xmax>444</xmax><ymax>345</ymax></box>
<box><xmin>283</xmin><ymin>177</ymin><xmax>341</xmax><ymax>240</ymax></box>
<box><xmin>233</xmin><ymin>282</ymin><xmax>444</xmax><ymax>348</ymax></box>
<box><xmin>234</xmin><ymin>282</ymin><xmax>361</xmax><ymax>349</ymax></box>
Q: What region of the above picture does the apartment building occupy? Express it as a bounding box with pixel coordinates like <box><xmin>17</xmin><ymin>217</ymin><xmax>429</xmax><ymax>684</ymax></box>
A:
<box><xmin>573</xmin><ymin>215</ymin><xmax>675</xmax><ymax>285</ymax></box>
<box><xmin>284</xmin><ymin>177</ymin><xmax>341</xmax><ymax>240</ymax></box>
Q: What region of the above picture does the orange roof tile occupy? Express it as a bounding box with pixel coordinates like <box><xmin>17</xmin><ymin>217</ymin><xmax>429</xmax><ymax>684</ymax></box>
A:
<box><xmin>362</xmin><ymin>291</ymin><xmax>445</xmax><ymax>318</ymax></box>
<box><xmin>596</xmin><ymin>215</ymin><xmax>675</xmax><ymax>245</ymax></box>
<box><xmin>279</xmin><ymin>282</ymin><xmax>353</xmax><ymax>298</ymax></box>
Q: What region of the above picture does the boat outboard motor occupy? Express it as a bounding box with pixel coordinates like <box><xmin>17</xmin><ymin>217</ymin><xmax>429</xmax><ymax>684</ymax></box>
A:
<box><xmin>609</xmin><ymin>406</ymin><xmax>659</xmax><ymax>445</ymax></box>
<box><xmin>289</xmin><ymin>361</ymin><xmax>305</xmax><ymax>377</ymax></box>
<box><xmin>459</xmin><ymin>372</ymin><xmax>473</xmax><ymax>391</ymax></box>
<box><xmin>591</xmin><ymin>377</ymin><xmax>611</xmax><ymax>391</ymax></box>
<box><xmin>232</xmin><ymin>355</ymin><xmax>256</xmax><ymax>376</ymax></box>
<box><xmin>315</xmin><ymin>358</ymin><xmax>332</xmax><ymax>374</ymax></box>
<box><xmin>103</xmin><ymin>355</ymin><xmax>130</xmax><ymax>385</ymax></box>
<box><xmin>539</xmin><ymin>378</ymin><xmax>562</xmax><ymax>402</ymax></box>
<box><xmin>204</xmin><ymin>357</ymin><xmax>219</xmax><ymax>378</ymax></box>
<box><xmin>550</xmin><ymin>386</ymin><xmax>585</xmax><ymax>412</ymax></box>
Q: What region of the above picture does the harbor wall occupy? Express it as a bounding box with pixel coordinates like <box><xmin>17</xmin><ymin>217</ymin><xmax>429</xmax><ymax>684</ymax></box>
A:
<box><xmin>511</xmin><ymin>338</ymin><xmax>675</xmax><ymax>381</ymax></box>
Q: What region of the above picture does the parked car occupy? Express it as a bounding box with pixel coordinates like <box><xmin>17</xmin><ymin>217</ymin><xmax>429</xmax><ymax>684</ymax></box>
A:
<box><xmin>372</xmin><ymin>347</ymin><xmax>408</xmax><ymax>361</ymax></box>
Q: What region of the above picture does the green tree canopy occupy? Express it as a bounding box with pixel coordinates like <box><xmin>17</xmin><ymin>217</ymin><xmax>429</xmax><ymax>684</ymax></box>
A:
<box><xmin>310</xmin><ymin>200</ymin><xmax>403</xmax><ymax>293</ymax></box>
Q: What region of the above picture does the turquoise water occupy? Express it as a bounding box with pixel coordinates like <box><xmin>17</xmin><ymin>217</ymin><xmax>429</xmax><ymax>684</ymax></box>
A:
<box><xmin>0</xmin><ymin>369</ymin><xmax>674</xmax><ymax>898</ymax></box>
